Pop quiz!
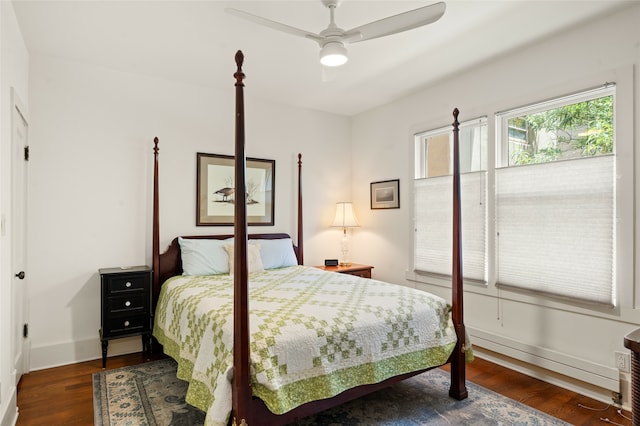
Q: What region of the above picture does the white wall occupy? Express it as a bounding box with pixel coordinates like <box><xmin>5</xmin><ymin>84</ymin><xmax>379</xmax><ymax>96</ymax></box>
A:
<box><xmin>0</xmin><ymin>1</ymin><xmax>29</xmax><ymax>424</ymax></box>
<box><xmin>351</xmin><ymin>3</ymin><xmax>640</xmax><ymax>406</ymax></box>
<box><xmin>26</xmin><ymin>54</ymin><xmax>352</xmax><ymax>370</ymax></box>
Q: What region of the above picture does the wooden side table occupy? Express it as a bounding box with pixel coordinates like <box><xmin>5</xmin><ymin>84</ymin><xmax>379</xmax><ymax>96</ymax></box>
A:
<box><xmin>315</xmin><ymin>263</ymin><xmax>373</xmax><ymax>279</ymax></box>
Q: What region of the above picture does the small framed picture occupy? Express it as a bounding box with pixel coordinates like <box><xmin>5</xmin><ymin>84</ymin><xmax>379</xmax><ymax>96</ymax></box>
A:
<box><xmin>370</xmin><ymin>179</ymin><xmax>400</xmax><ymax>209</ymax></box>
<box><xmin>196</xmin><ymin>153</ymin><xmax>275</xmax><ymax>226</ymax></box>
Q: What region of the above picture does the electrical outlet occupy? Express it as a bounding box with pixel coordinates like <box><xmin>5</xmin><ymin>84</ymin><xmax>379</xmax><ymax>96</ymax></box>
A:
<box><xmin>612</xmin><ymin>391</ymin><xmax>622</xmax><ymax>405</ymax></box>
<box><xmin>615</xmin><ymin>351</ymin><xmax>630</xmax><ymax>373</ymax></box>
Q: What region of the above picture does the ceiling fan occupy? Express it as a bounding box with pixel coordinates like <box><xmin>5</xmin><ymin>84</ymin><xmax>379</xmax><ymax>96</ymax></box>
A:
<box><xmin>225</xmin><ymin>1</ymin><xmax>446</xmax><ymax>67</ymax></box>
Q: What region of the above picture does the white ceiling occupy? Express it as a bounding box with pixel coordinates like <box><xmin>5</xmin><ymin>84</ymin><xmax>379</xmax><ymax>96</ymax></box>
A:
<box><xmin>11</xmin><ymin>0</ymin><xmax>632</xmax><ymax>116</ymax></box>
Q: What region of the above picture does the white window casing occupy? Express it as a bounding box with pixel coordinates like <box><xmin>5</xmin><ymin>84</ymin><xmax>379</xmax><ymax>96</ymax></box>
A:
<box><xmin>414</xmin><ymin>118</ymin><xmax>488</xmax><ymax>284</ymax></box>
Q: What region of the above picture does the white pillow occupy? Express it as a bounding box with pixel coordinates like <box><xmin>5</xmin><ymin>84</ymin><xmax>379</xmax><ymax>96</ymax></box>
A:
<box><xmin>178</xmin><ymin>237</ymin><xmax>233</xmax><ymax>276</ymax></box>
<box><xmin>250</xmin><ymin>238</ymin><xmax>299</xmax><ymax>269</ymax></box>
<box><xmin>224</xmin><ymin>243</ymin><xmax>264</xmax><ymax>275</ymax></box>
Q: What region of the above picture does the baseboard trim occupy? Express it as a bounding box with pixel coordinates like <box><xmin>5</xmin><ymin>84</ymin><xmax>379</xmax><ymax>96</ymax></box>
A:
<box><xmin>469</xmin><ymin>327</ymin><xmax>619</xmax><ymax>391</ymax></box>
<box><xmin>29</xmin><ymin>335</ymin><xmax>143</xmax><ymax>371</ymax></box>
<box><xmin>469</xmin><ymin>327</ymin><xmax>630</xmax><ymax>410</ymax></box>
<box><xmin>1</xmin><ymin>387</ymin><xmax>17</xmax><ymax>426</ymax></box>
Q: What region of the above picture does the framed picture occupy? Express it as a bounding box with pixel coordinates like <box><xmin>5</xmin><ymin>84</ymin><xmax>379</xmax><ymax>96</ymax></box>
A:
<box><xmin>370</xmin><ymin>179</ymin><xmax>400</xmax><ymax>209</ymax></box>
<box><xmin>197</xmin><ymin>153</ymin><xmax>275</xmax><ymax>226</ymax></box>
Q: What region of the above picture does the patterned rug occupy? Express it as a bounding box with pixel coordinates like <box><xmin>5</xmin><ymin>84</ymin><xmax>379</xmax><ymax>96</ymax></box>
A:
<box><xmin>93</xmin><ymin>358</ymin><xmax>570</xmax><ymax>425</ymax></box>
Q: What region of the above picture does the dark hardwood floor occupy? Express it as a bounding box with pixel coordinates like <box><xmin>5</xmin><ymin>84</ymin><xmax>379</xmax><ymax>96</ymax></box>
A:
<box><xmin>16</xmin><ymin>352</ymin><xmax>631</xmax><ymax>425</ymax></box>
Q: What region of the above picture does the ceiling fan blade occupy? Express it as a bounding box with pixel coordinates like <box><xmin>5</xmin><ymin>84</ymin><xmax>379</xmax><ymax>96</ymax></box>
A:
<box><xmin>225</xmin><ymin>8</ymin><xmax>324</xmax><ymax>43</ymax></box>
<box><xmin>345</xmin><ymin>2</ymin><xmax>446</xmax><ymax>43</ymax></box>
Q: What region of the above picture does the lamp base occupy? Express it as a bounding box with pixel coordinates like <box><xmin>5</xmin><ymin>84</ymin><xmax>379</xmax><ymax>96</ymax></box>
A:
<box><xmin>339</xmin><ymin>262</ymin><xmax>352</xmax><ymax>267</ymax></box>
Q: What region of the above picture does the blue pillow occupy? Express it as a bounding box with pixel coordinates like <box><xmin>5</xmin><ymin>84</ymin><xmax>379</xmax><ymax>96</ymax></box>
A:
<box><xmin>178</xmin><ymin>237</ymin><xmax>233</xmax><ymax>276</ymax></box>
<box><xmin>250</xmin><ymin>238</ymin><xmax>298</xmax><ymax>270</ymax></box>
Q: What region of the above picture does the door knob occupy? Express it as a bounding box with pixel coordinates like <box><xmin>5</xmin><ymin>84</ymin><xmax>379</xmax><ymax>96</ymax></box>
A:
<box><xmin>15</xmin><ymin>271</ymin><xmax>25</xmax><ymax>280</ymax></box>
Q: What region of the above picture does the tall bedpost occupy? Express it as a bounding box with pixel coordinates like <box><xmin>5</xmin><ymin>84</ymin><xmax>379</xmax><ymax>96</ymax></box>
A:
<box><xmin>297</xmin><ymin>153</ymin><xmax>304</xmax><ymax>265</ymax></box>
<box><xmin>449</xmin><ymin>108</ymin><xmax>468</xmax><ymax>400</ymax></box>
<box><xmin>232</xmin><ymin>50</ymin><xmax>252</xmax><ymax>426</ymax></box>
<box><xmin>152</xmin><ymin>137</ymin><xmax>160</xmax><ymax>303</ymax></box>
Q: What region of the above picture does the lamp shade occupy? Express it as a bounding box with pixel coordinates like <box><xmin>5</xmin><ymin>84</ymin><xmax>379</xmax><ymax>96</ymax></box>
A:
<box><xmin>320</xmin><ymin>41</ymin><xmax>348</xmax><ymax>67</ymax></box>
<box><xmin>331</xmin><ymin>202</ymin><xmax>360</xmax><ymax>228</ymax></box>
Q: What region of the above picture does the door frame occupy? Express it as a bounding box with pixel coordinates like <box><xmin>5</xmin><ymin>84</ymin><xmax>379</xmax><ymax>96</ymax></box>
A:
<box><xmin>11</xmin><ymin>87</ymin><xmax>30</xmax><ymax>382</ymax></box>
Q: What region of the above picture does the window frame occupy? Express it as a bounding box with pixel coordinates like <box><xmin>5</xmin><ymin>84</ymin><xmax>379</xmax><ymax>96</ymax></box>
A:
<box><xmin>415</xmin><ymin>117</ymin><xmax>488</xmax><ymax>179</ymax></box>
<box><xmin>496</xmin><ymin>85</ymin><xmax>616</xmax><ymax>169</ymax></box>
<box><xmin>413</xmin><ymin>117</ymin><xmax>488</xmax><ymax>286</ymax></box>
<box><xmin>494</xmin><ymin>85</ymin><xmax>617</xmax><ymax>307</ymax></box>
<box><xmin>407</xmin><ymin>65</ymin><xmax>634</xmax><ymax>316</ymax></box>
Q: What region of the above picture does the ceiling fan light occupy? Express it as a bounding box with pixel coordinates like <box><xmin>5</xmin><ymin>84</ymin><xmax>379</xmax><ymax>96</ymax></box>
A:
<box><xmin>320</xmin><ymin>42</ymin><xmax>348</xmax><ymax>67</ymax></box>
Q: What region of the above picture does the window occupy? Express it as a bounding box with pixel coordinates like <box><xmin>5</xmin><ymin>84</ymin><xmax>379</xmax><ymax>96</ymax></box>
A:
<box><xmin>501</xmin><ymin>92</ymin><xmax>613</xmax><ymax>166</ymax></box>
<box><xmin>414</xmin><ymin>118</ymin><xmax>487</xmax><ymax>283</ymax></box>
<box><xmin>495</xmin><ymin>86</ymin><xmax>615</xmax><ymax>306</ymax></box>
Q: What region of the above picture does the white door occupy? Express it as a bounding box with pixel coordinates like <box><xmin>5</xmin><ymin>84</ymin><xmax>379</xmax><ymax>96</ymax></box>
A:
<box><xmin>11</xmin><ymin>88</ymin><xmax>29</xmax><ymax>382</ymax></box>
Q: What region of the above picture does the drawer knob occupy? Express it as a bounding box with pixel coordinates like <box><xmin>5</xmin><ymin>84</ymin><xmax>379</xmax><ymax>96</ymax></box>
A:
<box><xmin>125</xmin><ymin>300</ymin><xmax>131</xmax><ymax>307</ymax></box>
<box><xmin>124</xmin><ymin>320</ymin><xmax>130</xmax><ymax>327</ymax></box>
<box><xmin>125</xmin><ymin>282</ymin><xmax>132</xmax><ymax>288</ymax></box>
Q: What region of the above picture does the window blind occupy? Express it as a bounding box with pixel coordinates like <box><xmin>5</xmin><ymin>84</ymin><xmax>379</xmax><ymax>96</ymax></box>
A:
<box><xmin>414</xmin><ymin>171</ymin><xmax>487</xmax><ymax>282</ymax></box>
<box><xmin>495</xmin><ymin>155</ymin><xmax>615</xmax><ymax>306</ymax></box>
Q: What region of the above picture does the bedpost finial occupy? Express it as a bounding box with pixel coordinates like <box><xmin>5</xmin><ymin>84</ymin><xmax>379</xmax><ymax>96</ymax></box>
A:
<box><xmin>452</xmin><ymin>108</ymin><xmax>460</xmax><ymax>128</ymax></box>
<box><xmin>298</xmin><ymin>153</ymin><xmax>302</xmax><ymax>164</ymax></box>
<box><xmin>153</xmin><ymin>137</ymin><xmax>159</xmax><ymax>154</ymax></box>
<box><xmin>234</xmin><ymin>51</ymin><xmax>245</xmax><ymax>85</ymax></box>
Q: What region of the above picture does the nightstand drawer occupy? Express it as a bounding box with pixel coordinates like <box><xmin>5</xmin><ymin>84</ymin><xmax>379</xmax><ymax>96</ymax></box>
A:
<box><xmin>344</xmin><ymin>269</ymin><xmax>372</xmax><ymax>278</ymax></box>
<box><xmin>106</xmin><ymin>294</ymin><xmax>148</xmax><ymax>313</ymax></box>
<box><xmin>103</xmin><ymin>314</ymin><xmax>149</xmax><ymax>336</ymax></box>
<box><xmin>105</xmin><ymin>273</ymin><xmax>148</xmax><ymax>294</ymax></box>
<box><xmin>315</xmin><ymin>263</ymin><xmax>374</xmax><ymax>279</ymax></box>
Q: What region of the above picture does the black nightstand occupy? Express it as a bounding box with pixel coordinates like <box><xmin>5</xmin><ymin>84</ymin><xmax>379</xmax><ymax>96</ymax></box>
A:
<box><xmin>99</xmin><ymin>266</ymin><xmax>152</xmax><ymax>368</ymax></box>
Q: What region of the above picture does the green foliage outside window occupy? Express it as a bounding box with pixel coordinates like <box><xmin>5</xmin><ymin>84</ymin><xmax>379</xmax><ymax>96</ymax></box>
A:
<box><xmin>508</xmin><ymin>95</ymin><xmax>613</xmax><ymax>165</ymax></box>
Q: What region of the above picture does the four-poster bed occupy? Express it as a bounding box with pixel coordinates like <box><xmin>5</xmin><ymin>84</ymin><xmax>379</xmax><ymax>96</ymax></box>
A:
<box><xmin>151</xmin><ymin>51</ymin><xmax>467</xmax><ymax>426</ymax></box>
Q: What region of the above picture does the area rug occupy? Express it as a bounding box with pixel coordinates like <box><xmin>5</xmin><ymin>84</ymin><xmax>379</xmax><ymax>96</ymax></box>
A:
<box><xmin>93</xmin><ymin>358</ymin><xmax>570</xmax><ymax>425</ymax></box>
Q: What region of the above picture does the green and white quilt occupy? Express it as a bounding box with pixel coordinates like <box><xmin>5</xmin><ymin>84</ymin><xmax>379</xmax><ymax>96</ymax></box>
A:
<box><xmin>153</xmin><ymin>265</ymin><xmax>457</xmax><ymax>426</ymax></box>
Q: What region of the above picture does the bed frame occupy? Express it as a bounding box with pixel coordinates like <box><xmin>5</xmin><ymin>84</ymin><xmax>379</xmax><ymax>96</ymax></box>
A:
<box><xmin>151</xmin><ymin>50</ymin><xmax>467</xmax><ymax>426</ymax></box>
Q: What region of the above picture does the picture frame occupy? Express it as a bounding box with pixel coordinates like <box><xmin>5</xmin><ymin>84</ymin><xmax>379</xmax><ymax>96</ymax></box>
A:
<box><xmin>370</xmin><ymin>179</ymin><xmax>400</xmax><ymax>209</ymax></box>
<box><xmin>197</xmin><ymin>153</ymin><xmax>275</xmax><ymax>226</ymax></box>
